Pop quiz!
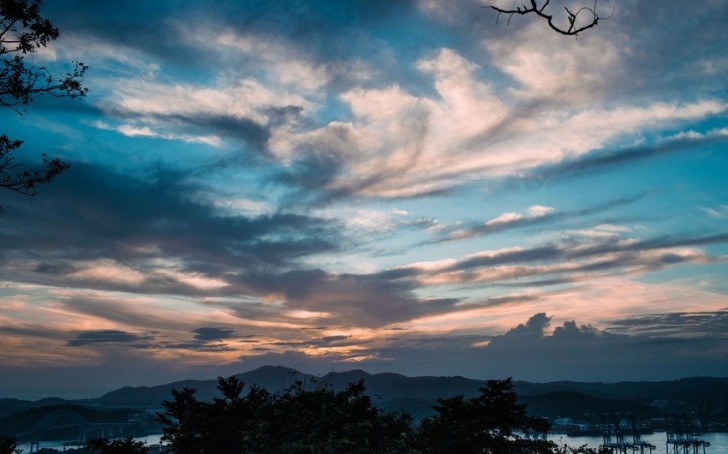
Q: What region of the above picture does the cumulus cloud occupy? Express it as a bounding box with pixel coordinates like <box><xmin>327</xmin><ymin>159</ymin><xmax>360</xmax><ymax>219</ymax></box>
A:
<box><xmin>467</xmin><ymin>312</ymin><xmax>728</xmax><ymax>381</ymax></box>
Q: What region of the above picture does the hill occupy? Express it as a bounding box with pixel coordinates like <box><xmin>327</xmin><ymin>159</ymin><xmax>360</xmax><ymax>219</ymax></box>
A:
<box><xmin>1</xmin><ymin>367</ymin><xmax>727</xmax><ymax>440</ymax></box>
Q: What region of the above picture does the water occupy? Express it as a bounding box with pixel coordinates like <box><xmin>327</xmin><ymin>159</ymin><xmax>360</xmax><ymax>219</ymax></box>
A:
<box><xmin>549</xmin><ymin>432</ymin><xmax>728</xmax><ymax>453</ymax></box>
<box><xmin>18</xmin><ymin>432</ymin><xmax>728</xmax><ymax>452</ymax></box>
<box><xmin>17</xmin><ymin>434</ymin><xmax>164</xmax><ymax>452</ymax></box>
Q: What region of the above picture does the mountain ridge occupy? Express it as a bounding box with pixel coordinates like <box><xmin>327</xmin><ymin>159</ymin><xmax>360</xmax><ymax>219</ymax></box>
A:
<box><xmin>2</xmin><ymin>367</ymin><xmax>727</xmax><ymax>422</ymax></box>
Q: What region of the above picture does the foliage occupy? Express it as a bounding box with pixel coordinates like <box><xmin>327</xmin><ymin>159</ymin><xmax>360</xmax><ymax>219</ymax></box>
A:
<box><xmin>0</xmin><ymin>436</ymin><xmax>19</xmax><ymax>454</ymax></box>
<box><xmin>157</xmin><ymin>375</ymin><xmax>617</xmax><ymax>453</ymax></box>
<box><xmin>86</xmin><ymin>437</ymin><xmax>148</xmax><ymax>454</ymax></box>
<box><xmin>414</xmin><ymin>378</ymin><xmax>555</xmax><ymax>453</ymax></box>
<box><xmin>158</xmin><ymin>376</ymin><xmax>415</xmax><ymax>454</ymax></box>
<box><xmin>0</xmin><ymin>0</ymin><xmax>87</xmax><ymax>211</ymax></box>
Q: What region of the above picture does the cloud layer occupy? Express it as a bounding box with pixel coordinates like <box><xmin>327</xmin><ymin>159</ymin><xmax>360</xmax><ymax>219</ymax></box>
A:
<box><xmin>0</xmin><ymin>0</ymin><xmax>726</xmax><ymax>394</ymax></box>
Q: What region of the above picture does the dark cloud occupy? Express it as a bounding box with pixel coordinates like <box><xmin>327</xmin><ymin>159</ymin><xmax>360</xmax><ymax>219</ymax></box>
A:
<box><xmin>240</xmin><ymin>269</ymin><xmax>461</xmax><ymax>327</ymax></box>
<box><xmin>272</xmin><ymin>335</ymin><xmax>352</xmax><ymax>348</ymax></box>
<box><xmin>223</xmin><ymin>312</ymin><xmax>728</xmax><ymax>382</ymax></box>
<box><xmin>158</xmin><ymin>113</ymin><xmax>273</xmax><ymax>152</ymax></box>
<box><xmin>44</xmin><ymin>0</ymin><xmax>424</xmax><ymax>80</ymax></box>
<box><xmin>437</xmin><ymin>232</ymin><xmax>725</xmax><ymax>278</ymax></box>
<box><xmin>495</xmin><ymin>312</ymin><xmax>551</xmax><ymax>340</ymax></box>
<box><xmin>523</xmin><ymin>133</ymin><xmax>728</xmax><ymax>184</ymax></box>
<box><xmin>461</xmin><ymin>313</ymin><xmax>728</xmax><ymax>381</ymax></box>
<box><xmin>208</xmin><ymin>0</ymin><xmax>422</xmax><ymax>66</ymax></box>
<box><xmin>44</xmin><ymin>1</ymin><xmax>206</xmax><ymax>66</ymax></box>
<box><xmin>66</xmin><ymin>327</ymin><xmax>248</xmax><ymax>353</ymax></box>
<box><xmin>67</xmin><ymin>330</ymin><xmax>152</xmax><ymax>347</ymax></box>
<box><xmin>449</xmin><ymin>245</ymin><xmax>563</xmax><ymax>272</ymax></box>
<box><xmin>0</xmin><ymin>325</ymin><xmax>69</xmax><ymax>341</ymax></box>
<box><xmin>607</xmin><ymin>310</ymin><xmax>728</xmax><ymax>338</ymax></box>
<box><xmin>193</xmin><ymin>327</ymin><xmax>237</xmax><ymax>342</ymax></box>
<box><xmin>0</xmin><ymin>162</ymin><xmax>342</xmax><ymax>293</ymax></box>
<box><xmin>7</xmin><ymin>310</ymin><xmax>728</xmax><ymax>397</ymax></box>
<box><xmin>333</xmin><ymin>312</ymin><xmax>728</xmax><ymax>381</ymax></box>
<box><xmin>59</xmin><ymin>297</ymin><xmax>195</xmax><ymax>332</ymax></box>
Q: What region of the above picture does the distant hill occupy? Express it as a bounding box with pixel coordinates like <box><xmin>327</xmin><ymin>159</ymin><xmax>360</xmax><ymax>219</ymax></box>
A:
<box><xmin>0</xmin><ymin>397</ymin><xmax>73</xmax><ymax>419</ymax></box>
<box><xmin>92</xmin><ymin>368</ymin><xmax>728</xmax><ymax>416</ymax></box>
<box><xmin>512</xmin><ymin>377</ymin><xmax>728</xmax><ymax>414</ymax></box>
<box><xmin>1</xmin><ymin>366</ymin><xmax>727</xmax><ymax>439</ymax></box>
<box><xmin>96</xmin><ymin>365</ymin><xmax>310</xmax><ymax>406</ymax></box>
<box><xmin>92</xmin><ymin>366</ymin><xmax>487</xmax><ymax>419</ymax></box>
<box><xmin>0</xmin><ymin>404</ymin><xmax>153</xmax><ymax>442</ymax></box>
<box><xmin>519</xmin><ymin>392</ymin><xmax>661</xmax><ymax>420</ymax></box>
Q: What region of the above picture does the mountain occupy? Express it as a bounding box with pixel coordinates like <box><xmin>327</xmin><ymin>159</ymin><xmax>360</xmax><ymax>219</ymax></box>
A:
<box><xmin>91</xmin><ymin>369</ymin><xmax>728</xmax><ymax>415</ymax></box>
<box><xmin>96</xmin><ymin>365</ymin><xmax>310</xmax><ymax>406</ymax></box>
<box><xmin>2</xmin><ymin>367</ymin><xmax>727</xmax><ymax>440</ymax></box>
<box><xmin>74</xmin><ymin>369</ymin><xmax>728</xmax><ymax>424</ymax></box>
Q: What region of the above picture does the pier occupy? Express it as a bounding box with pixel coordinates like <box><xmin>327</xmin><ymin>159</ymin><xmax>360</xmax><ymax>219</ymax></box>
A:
<box><xmin>665</xmin><ymin>417</ymin><xmax>710</xmax><ymax>454</ymax></box>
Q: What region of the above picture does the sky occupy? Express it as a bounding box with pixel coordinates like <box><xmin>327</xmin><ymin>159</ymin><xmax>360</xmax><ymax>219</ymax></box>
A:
<box><xmin>1</xmin><ymin>0</ymin><xmax>727</xmax><ymax>399</ymax></box>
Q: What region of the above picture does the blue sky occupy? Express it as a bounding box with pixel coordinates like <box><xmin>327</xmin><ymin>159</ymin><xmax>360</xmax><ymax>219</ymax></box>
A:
<box><xmin>1</xmin><ymin>0</ymin><xmax>727</xmax><ymax>398</ymax></box>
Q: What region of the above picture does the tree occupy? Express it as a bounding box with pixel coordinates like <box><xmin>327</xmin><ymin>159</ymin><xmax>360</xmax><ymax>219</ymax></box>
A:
<box><xmin>158</xmin><ymin>375</ymin><xmax>616</xmax><ymax>453</ymax></box>
<box><xmin>0</xmin><ymin>436</ymin><xmax>19</xmax><ymax>454</ymax></box>
<box><xmin>414</xmin><ymin>378</ymin><xmax>555</xmax><ymax>453</ymax></box>
<box><xmin>489</xmin><ymin>0</ymin><xmax>611</xmax><ymax>36</ymax></box>
<box><xmin>158</xmin><ymin>376</ymin><xmax>414</xmax><ymax>454</ymax></box>
<box><xmin>86</xmin><ymin>437</ymin><xmax>149</xmax><ymax>454</ymax></box>
<box><xmin>0</xmin><ymin>0</ymin><xmax>87</xmax><ymax>212</ymax></box>
<box><xmin>268</xmin><ymin>379</ymin><xmax>414</xmax><ymax>453</ymax></box>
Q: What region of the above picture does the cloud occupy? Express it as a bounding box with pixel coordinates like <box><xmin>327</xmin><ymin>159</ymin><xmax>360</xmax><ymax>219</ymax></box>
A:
<box><xmin>607</xmin><ymin>310</ymin><xmax>728</xmax><ymax>338</ymax></box>
<box><xmin>193</xmin><ymin>327</ymin><xmax>237</xmax><ymax>342</ymax></box>
<box><xmin>521</xmin><ymin>129</ymin><xmax>728</xmax><ymax>183</ymax></box>
<box><xmin>485</xmin><ymin>19</ymin><xmax>623</xmax><ymax>101</ymax></box>
<box><xmin>0</xmin><ymin>162</ymin><xmax>342</xmax><ymax>286</ymax></box>
<box><xmin>431</xmin><ymin>195</ymin><xmax>645</xmax><ymax>244</ymax></box>
<box><xmin>270</xmin><ymin>50</ymin><xmax>724</xmax><ymax>200</ymax></box>
<box><xmin>441</xmin><ymin>205</ymin><xmax>557</xmax><ymax>242</ymax></box>
<box><xmin>468</xmin><ymin>312</ymin><xmax>728</xmax><ymax>381</ymax></box>
<box><xmin>233</xmin><ymin>268</ymin><xmax>462</xmax><ymax>327</ymax></box>
<box><xmin>2</xmin><ymin>0</ymin><xmax>726</xmax><ymax>389</ymax></box>
<box><xmin>35</xmin><ymin>0</ymin><xmax>726</xmax><ymax>205</ymax></box>
<box><xmin>231</xmin><ymin>310</ymin><xmax>728</xmax><ymax>381</ymax></box>
<box><xmin>67</xmin><ymin>330</ymin><xmax>152</xmax><ymax>347</ymax></box>
<box><xmin>700</xmin><ymin>204</ymin><xmax>728</xmax><ymax>219</ymax></box>
<box><xmin>402</xmin><ymin>229</ymin><xmax>727</xmax><ymax>290</ymax></box>
<box><xmin>93</xmin><ymin>121</ymin><xmax>222</xmax><ymax>147</ymax></box>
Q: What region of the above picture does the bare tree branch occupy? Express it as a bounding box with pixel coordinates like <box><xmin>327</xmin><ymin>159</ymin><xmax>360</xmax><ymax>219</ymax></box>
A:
<box><xmin>489</xmin><ymin>0</ymin><xmax>612</xmax><ymax>36</ymax></box>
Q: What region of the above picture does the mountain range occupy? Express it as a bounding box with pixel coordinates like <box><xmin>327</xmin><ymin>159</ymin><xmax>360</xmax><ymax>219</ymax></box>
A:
<box><xmin>2</xmin><ymin>366</ymin><xmax>728</xmax><ymax>439</ymax></box>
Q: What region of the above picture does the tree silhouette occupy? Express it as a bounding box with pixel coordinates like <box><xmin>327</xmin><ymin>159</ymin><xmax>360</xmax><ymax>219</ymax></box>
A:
<box><xmin>0</xmin><ymin>0</ymin><xmax>87</xmax><ymax>213</ymax></box>
<box><xmin>414</xmin><ymin>378</ymin><xmax>555</xmax><ymax>453</ymax></box>
<box><xmin>153</xmin><ymin>375</ymin><xmax>616</xmax><ymax>453</ymax></box>
<box><xmin>0</xmin><ymin>436</ymin><xmax>18</xmax><ymax>454</ymax></box>
<box><xmin>157</xmin><ymin>376</ymin><xmax>414</xmax><ymax>454</ymax></box>
<box><xmin>490</xmin><ymin>0</ymin><xmax>610</xmax><ymax>36</ymax></box>
<box><xmin>86</xmin><ymin>436</ymin><xmax>149</xmax><ymax>454</ymax></box>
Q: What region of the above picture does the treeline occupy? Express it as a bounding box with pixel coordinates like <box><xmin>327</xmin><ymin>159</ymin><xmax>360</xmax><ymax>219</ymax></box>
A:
<box><xmin>155</xmin><ymin>376</ymin><xmax>601</xmax><ymax>453</ymax></box>
<box><xmin>2</xmin><ymin>377</ymin><xmax>607</xmax><ymax>454</ymax></box>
